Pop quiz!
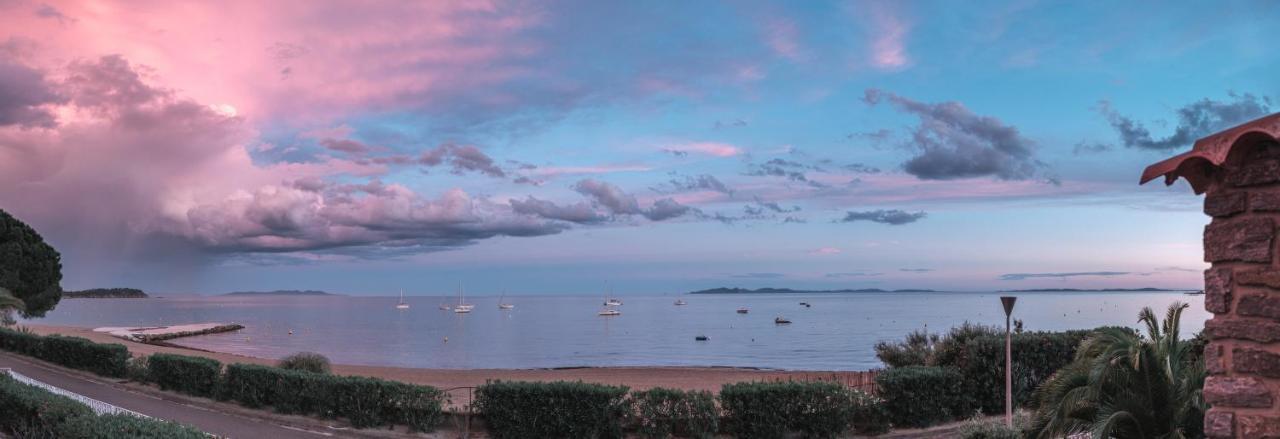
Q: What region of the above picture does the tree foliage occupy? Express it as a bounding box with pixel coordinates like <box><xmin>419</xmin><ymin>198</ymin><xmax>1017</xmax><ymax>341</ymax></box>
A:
<box><xmin>0</xmin><ymin>209</ymin><xmax>63</xmax><ymax>317</ymax></box>
<box><xmin>1028</xmin><ymin>302</ymin><xmax>1205</xmax><ymax>439</ymax></box>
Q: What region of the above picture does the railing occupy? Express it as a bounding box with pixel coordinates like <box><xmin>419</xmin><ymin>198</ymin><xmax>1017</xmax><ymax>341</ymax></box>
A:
<box><xmin>0</xmin><ymin>368</ymin><xmax>151</xmax><ymax>418</ymax></box>
<box><xmin>767</xmin><ymin>370</ymin><xmax>880</xmax><ymax>394</ymax></box>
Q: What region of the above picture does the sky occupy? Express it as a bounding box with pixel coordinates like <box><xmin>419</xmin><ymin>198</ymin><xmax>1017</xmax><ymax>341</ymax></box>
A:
<box><xmin>1</xmin><ymin>0</ymin><xmax>1277</xmax><ymax>295</ymax></box>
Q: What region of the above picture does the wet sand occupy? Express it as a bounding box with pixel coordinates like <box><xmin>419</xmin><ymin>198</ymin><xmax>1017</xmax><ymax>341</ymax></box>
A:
<box><xmin>24</xmin><ymin>324</ymin><xmax>874</xmax><ymax>395</ymax></box>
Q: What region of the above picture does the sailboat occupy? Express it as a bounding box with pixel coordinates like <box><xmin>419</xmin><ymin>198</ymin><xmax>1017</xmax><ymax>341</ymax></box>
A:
<box><xmin>498</xmin><ymin>291</ymin><xmax>514</xmax><ymax>310</ymax></box>
<box><xmin>453</xmin><ymin>284</ymin><xmax>473</xmax><ymax>313</ymax></box>
<box><xmin>602</xmin><ymin>284</ymin><xmax>622</xmax><ymax>306</ymax></box>
<box><xmin>395</xmin><ymin>289</ymin><xmax>410</xmax><ymax>309</ymax></box>
<box><xmin>598</xmin><ymin>285</ymin><xmax>621</xmax><ymax>316</ymax></box>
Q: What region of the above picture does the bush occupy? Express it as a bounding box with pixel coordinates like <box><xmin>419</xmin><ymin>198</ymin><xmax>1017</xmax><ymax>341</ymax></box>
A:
<box><xmin>475</xmin><ymin>380</ymin><xmax>630</xmax><ymax>439</ymax></box>
<box><xmin>278</xmin><ymin>351</ymin><xmax>330</xmax><ymax>374</ymax></box>
<box><xmin>0</xmin><ymin>373</ymin><xmax>95</xmax><ymax>437</ymax></box>
<box><xmin>720</xmin><ymin>381</ymin><xmax>876</xmax><ymax>439</ymax></box>
<box><xmin>220</xmin><ymin>363</ymin><xmax>445</xmax><ymax>431</ymax></box>
<box><xmin>37</xmin><ymin>335</ymin><xmax>130</xmax><ymax>378</ymax></box>
<box><xmin>848</xmin><ymin>389</ymin><xmax>892</xmax><ymax>435</ymax></box>
<box><xmin>934</xmin><ymin>329</ymin><xmax>1092</xmax><ymax>414</ymax></box>
<box><xmin>0</xmin><ymin>326</ymin><xmax>42</xmax><ymax>355</ymax></box>
<box><xmin>629</xmin><ymin>387</ymin><xmax>718</xmax><ymax>439</ymax></box>
<box><xmin>957</xmin><ymin>412</ymin><xmax>1029</xmax><ymax>439</ymax></box>
<box><xmin>876</xmin><ymin>366</ymin><xmax>970</xmax><ymax>428</ymax></box>
<box><xmin>126</xmin><ymin>355</ymin><xmax>151</xmax><ymax>383</ymax></box>
<box><xmin>55</xmin><ymin>413</ymin><xmax>206</xmax><ymax>439</ymax></box>
<box><xmin>875</xmin><ymin>322</ymin><xmax>999</xmax><ymax>368</ymax></box>
<box><xmin>147</xmin><ymin>353</ymin><xmax>221</xmax><ymax>397</ymax></box>
<box><xmin>0</xmin><ymin>328</ymin><xmax>130</xmax><ymax>378</ymax></box>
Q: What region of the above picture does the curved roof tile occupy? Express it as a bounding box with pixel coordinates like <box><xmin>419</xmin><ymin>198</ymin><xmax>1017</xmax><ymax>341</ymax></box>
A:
<box><xmin>1140</xmin><ymin>113</ymin><xmax>1280</xmax><ymax>194</ymax></box>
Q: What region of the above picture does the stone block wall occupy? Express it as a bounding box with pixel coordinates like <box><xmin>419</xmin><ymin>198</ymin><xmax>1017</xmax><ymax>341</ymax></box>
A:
<box><xmin>1202</xmin><ymin>145</ymin><xmax>1280</xmax><ymax>439</ymax></box>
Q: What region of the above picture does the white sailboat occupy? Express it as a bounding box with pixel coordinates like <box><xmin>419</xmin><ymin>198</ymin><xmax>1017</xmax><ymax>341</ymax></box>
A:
<box><xmin>395</xmin><ymin>289</ymin><xmax>410</xmax><ymax>309</ymax></box>
<box><xmin>602</xmin><ymin>284</ymin><xmax>622</xmax><ymax>306</ymax></box>
<box><xmin>453</xmin><ymin>284</ymin><xmax>473</xmax><ymax>313</ymax></box>
<box><xmin>598</xmin><ymin>286</ymin><xmax>620</xmax><ymax>316</ymax></box>
<box><xmin>498</xmin><ymin>291</ymin><xmax>514</xmax><ymax>310</ymax></box>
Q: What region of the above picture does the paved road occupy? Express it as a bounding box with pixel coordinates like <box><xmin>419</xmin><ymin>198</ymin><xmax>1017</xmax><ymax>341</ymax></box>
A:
<box><xmin>0</xmin><ymin>352</ymin><xmax>337</xmax><ymax>439</ymax></box>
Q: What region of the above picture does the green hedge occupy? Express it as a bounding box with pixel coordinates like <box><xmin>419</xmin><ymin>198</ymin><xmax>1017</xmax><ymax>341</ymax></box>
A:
<box><xmin>220</xmin><ymin>363</ymin><xmax>445</xmax><ymax>431</ymax></box>
<box><xmin>148</xmin><ymin>353</ymin><xmax>221</xmax><ymax>397</ymax></box>
<box><xmin>0</xmin><ymin>373</ymin><xmax>95</xmax><ymax>437</ymax></box>
<box><xmin>0</xmin><ymin>328</ymin><xmax>129</xmax><ymax>378</ymax></box>
<box><xmin>876</xmin><ymin>366</ymin><xmax>970</xmax><ymax>428</ymax></box>
<box><xmin>55</xmin><ymin>413</ymin><xmax>206</xmax><ymax>439</ymax></box>
<box><xmin>475</xmin><ymin>380</ymin><xmax>630</xmax><ymax>439</ymax></box>
<box><xmin>934</xmin><ymin>329</ymin><xmax>1092</xmax><ymax>414</ymax></box>
<box><xmin>629</xmin><ymin>387</ymin><xmax>718</xmax><ymax>439</ymax></box>
<box><xmin>37</xmin><ymin>335</ymin><xmax>130</xmax><ymax>378</ymax></box>
<box><xmin>0</xmin><ymin>327</ymin><xmax>42</xmax><ymax>355</ymax></box>
<box><xmin>720</xmin><ymin>381</ymin><xmax>886</xmax><ymax>439</ymax></box>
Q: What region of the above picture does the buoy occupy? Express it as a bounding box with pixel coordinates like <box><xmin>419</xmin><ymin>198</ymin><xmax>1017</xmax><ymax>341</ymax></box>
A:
<box><xmin>443</xmin><ymin>336</ymin><xmax>449</xmax><ymax>343</ymax></box>
<box><xmin>288</xmin><ymin>330</ymin><xmax>293</xmax><ymax>335</ymax></box>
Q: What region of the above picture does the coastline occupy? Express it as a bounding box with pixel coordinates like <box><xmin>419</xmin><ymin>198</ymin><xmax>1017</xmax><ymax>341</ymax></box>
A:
<box><xmin>21</xmin><ymin>324</ymin><xmax>874</xmax><ymax>394</ymax></box>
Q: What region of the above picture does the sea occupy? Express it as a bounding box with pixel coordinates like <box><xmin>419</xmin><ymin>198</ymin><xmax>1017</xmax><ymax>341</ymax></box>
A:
<box><xmin>24</xmin><ymin>291</ymin><xmax>1209</xmax><ymax>371</ymax></box>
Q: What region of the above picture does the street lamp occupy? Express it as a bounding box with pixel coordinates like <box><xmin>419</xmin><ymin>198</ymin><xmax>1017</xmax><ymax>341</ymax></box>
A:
<box><xmin>1000</xmin><ymin>296</ymin><xmax>1017</xmax><ymax>426</ymax></box>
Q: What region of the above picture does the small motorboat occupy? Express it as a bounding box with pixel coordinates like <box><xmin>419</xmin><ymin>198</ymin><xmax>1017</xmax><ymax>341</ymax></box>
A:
<box><xmin>674</xmin><ymin>299</ymin><xmax>687</xmax><ymax>306</ymax></box>
<box><xmin>438</xmin><ymin>304</ymin><xmax>452</xmax><ymax>310</ymax></box>
<box><xmin>598</xmin><ymin>308</ymin><xmax>621</xmax><ymax>316</ymax></box>
<box><xmin>736</xmin><ymin>308</ymin><xmax>749</xmax><ymax>314</ymax></box>
<box><xmin>775</xmin><ymin>317</ymin><xmax>792</xmax><ymax>325</ymax></box>
<box><xmin>695</xmin><ymin>335</ymin><xmax>708</xmax><ymax>341</ymax></box>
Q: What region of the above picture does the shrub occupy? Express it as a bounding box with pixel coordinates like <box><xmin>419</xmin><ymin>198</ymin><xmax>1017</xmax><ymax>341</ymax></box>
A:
<box><xmin>720</xmin><ymin>380</ymin><xmax>875</xmax><ymax>439</ymax></box>
<box><xmin>475</xmin><ymin>380</ymin><xmax>630</xmax><ymax>439</ymax></box>
<box><xmin>55</xmin><ymin>413</ymin><xmax>206</xmax><ymax>439</ymax></box>
<box><xmin>875</xmin><ymin>322</ymin><xmax>999</xmax><ymax>368</ymax></box>
<box><xmin>0</xmin><ymin>373</ymin><xmax>95</xmax><ymax>437</ymax></box>
<box><xmin>934</xmin><ymin>329</ymin><xmax>1092</xmax><ymax>414</ymax></box>
<box><xmin>0</xmin><ymin>326</ymin><xmax>42</xmax><ymax>355</ymax></box>
<box><xmin>848</xmin><ymin>389</ymin><xmax>892</xmax><ymax>435</ymax></box>
<box><xmin>147</xmin><ymin>353</ymin><xmax>221</xmax><ymax>397</ymax></box>
<box><xmin>278</xmin><ymin>351</ymin><xmax>330</xmax><ymax>374</ymax></box>
<box><xmin>220</xmin><ymin>363</ymin><xmax>445</xmax><ymax>431</ymax></box>
<box><xmin>957</xmin><ymin>412</ymin><xmax>1029</xmax><ymax>439</ymax></box>
<box><xmin>37</xmin><ymin>335</ymin><xmax>130</xmax><ymax>378</ymax></box>
<box><xmin>875</xmin><ymin>366</ymin><xmax>970</xmax><ymax>428</ymax></box>
<box><xmin>629</xmin><ymin>387</ymin><xmax>718</xmax><ymax>439</ymax></box>
<box><xmin>126</xmin><ymin>355</ymin><xmax>151</xmax><ymax>383</ymax></box>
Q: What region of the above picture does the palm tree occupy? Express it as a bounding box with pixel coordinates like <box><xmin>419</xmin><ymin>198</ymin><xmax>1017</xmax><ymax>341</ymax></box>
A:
<box><xmin>1028</xmin><ymin>302</ymin><xmax>1205</xmax><ymax>439</ymax></box>
<box><xmin>0</xmin><ymin>287</ymin><xmax>24</xmax><ymax>327</ymax></box>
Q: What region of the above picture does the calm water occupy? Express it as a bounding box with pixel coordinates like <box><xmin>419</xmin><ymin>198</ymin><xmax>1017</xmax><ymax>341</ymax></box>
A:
<box><xmin>26</xmin><ymin>292</ymin><xmax>1208</xmax><ymax>371</ymax></box>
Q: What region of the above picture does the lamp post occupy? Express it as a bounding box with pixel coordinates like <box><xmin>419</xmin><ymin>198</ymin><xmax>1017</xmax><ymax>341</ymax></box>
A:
<box><xmin>1000</xmin><ymin>296</ymin><xmax>1017</xmax><ymax>426</ymax></box>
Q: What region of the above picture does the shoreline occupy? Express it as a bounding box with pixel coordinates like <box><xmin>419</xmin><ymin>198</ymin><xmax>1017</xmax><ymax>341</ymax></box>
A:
<box><xmin>21</xmin><ymin>324</ymin><xmax>876</xmax><ymax>395</ymax></box>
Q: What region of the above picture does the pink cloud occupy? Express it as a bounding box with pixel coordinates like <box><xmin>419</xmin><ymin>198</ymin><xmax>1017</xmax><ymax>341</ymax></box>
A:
<box><xmin>809</xmin><ymin>247</ymin><xmax>842</xmax><ymax>255</ymax></box>
<box><xmin>764</xmin><ymin>18</ymin><xmax>803</xmax><ymax>61</ymax></box>
<box><xmin>662</xmin><ymin>141</ymin><xmax>743</xmax><ymax>158</ymax></box>
<box><xmin>863</xmin><ymin>3</ymin><xmax>911</xmax><ymax>69</ymax></box>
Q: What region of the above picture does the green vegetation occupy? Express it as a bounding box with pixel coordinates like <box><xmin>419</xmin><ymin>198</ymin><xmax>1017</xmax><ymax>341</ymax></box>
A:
<box><xmin>147</xmin><ymin>353</ymin><xmax>222</xmax><ymax>397</ymax></box>
<box><xmin>719</xmin><ymin>381</ymin><xmax>889</xmax><ymax>439</ymax></box>
<box><xmin>219</xmin><ymin>362</ymin><xmax>445</xmax><ymax>430</ymax></box>
<box><xmin>957</xmin><ymin>412</ymin><xmax>1030</xmax><ymax>439</ymax></box>
<box><xmin>935</xmin><ymin>329</ymin><xmax>1097</xmax><ymax>414</ymax></box>
<box><xmin>278</xmin><ymin>351</ymin><xmax>331</xmax><ymax>374</ymax></box>
<box><xmin>0</xmin><ymin>287</ymin><xmax>23</xmax><ymax>326</ymax></box>
<box><xmin>475</xmin><ymin>380</ymin><xmax>631</xmax><ymax>439</ymax></box>
<box><xmin>629</xmin><ymin>387</ymin><xmax>718</xmax><ymax>439</ymax></box>
<box><xmin>0</xmin><ymin>209</ymin><xmax>63</xmax><ymax>317</ymax></box>
<box><xmin>0</xmin><ymin>328</ymin><xmax>129</xmax><ymax>378</ymax></box>
<box><xmin>63</xmin><ymin>288</ymin><xmax>148</xmax><ymax>299</ymax></box>
<box><xmin>0</xmin><ymin>374</ymin><xmax>202</xmax><ymax>438</ymax></box>
<box><xmin>875</xmin><ymin>366</ymin><xmax>970</xmax><ymax>428</ymax></box>
<box><xmin>1028</xmin><ymin>303</ymin><xmax>1205</xmax><ymax>439</ymax></box>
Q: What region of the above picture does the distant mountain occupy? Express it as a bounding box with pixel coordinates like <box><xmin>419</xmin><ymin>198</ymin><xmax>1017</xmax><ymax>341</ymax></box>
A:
<box><xmin>998</xmin><ymin>287</ymin><xmax>1192</xmax><ymax>293</ymax></box>
<box><xmin>688</xmin><ymin>287</ymin><xmax>936</xmax><ymax>295</ymax></box>
<box><xmin>221</xmin><ymin>290</ymin><xmax>337</xmax><ymax>296</ymax></box>
<box><xmin>64</xmin><ymin>288</ymin><xmax>149</xmax><ymax>299</ymax></box>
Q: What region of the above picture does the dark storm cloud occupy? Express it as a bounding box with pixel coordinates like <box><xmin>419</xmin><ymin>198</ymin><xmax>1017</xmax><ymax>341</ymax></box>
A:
<box><xmin>998</xmin><ymin>271</ymin><xmax>1129</xmax><ymax>281</ymax></box>
<box><xmin>1099</xmin><ymin>93</ymin><xmax>1272</xmax><ymax>150</ymax></box>
<box><xmin>836</xmin><ymin>209</ymin><xmax>927</xmax><ymax>225</ymax></box>
<box><xmin>863</xmin><ymin>88</ymin><xmax>1041</xmax><ymax>181</ymax></box>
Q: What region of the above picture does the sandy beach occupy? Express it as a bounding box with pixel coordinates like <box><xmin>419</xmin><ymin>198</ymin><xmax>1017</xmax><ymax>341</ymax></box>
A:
<box><xmin>24</xmin><ymin>324</ymin><xmax>876</xmax><ymax>398</ymax></box>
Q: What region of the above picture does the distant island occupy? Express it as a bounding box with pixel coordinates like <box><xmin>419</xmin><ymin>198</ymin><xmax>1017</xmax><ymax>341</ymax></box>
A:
<box><xmin>689</xmin><ymin>287</ymin><xmax>936</xmax><ymax>295</ymax></box>
<box><xmin>63</xmin><ymin>288</ymin><xmax>149</xmax><ymax>299</ymax></box>
<box><xmin>221</xmin><ymin>290</ymin><xmax>338</xmax><ymax>296</ymax></box>
<box><xmin>998</xmin><ymin>287</ymin><xmax>1194</xmax><ymax>293</ymax></box>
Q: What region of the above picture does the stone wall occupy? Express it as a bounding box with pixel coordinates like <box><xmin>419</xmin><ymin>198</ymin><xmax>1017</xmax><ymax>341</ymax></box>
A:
<box><xmin>1202</xmin><ymin>142</ymin><xmax>1280</xmax><ymax>439</ymax></box>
